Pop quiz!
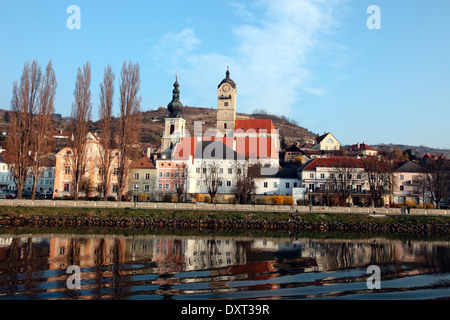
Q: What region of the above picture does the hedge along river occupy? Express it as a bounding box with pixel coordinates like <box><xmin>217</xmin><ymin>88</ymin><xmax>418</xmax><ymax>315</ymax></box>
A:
<box><xmin>0</xmin><ymin>228</ymin><xmax>449</xmax><ymax>300</ymax></box>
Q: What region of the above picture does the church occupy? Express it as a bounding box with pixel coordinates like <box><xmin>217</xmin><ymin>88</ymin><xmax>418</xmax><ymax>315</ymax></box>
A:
<box><xmin>155</xmin><ymin>69</ymin><xmax>293</xmax><ymax>202</ymax></box>
<box><xmin>160</xmin><ymin>69</ymin><xmax>279</xmax><ymax>160</ymax></box>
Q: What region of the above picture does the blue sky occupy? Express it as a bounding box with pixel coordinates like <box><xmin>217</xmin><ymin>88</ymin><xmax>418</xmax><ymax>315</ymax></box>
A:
<box><xmin>0</xmin><ymin>0</ymin><xmax>449</xmax><ymax>149</ymax></box>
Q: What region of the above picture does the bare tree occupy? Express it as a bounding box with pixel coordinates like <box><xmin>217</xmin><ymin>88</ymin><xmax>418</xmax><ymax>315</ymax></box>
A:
<box><xmin>68</xmin><ymin>62</ymin><xmax>92</xmax><ymax>200</ymax></box>
<box><xmin>29</xmin><ymin>61</ymin><xmax>57</xmax><ymax>200</ymax></box>
<box><xmin>174</xmin><ymin>162</ymin><xmax>188</xmax><ymax>202</ymax></box>
<box><xmin>364</xmin><ymin>157</ymin><xmax>395</xmax><ymax>207</ymax></box>
<box><xmin>233</xmin><ymin>160</ymin><xmax>257</xmax><ymax>204</ymax></box>
<box><xmin>327</xmin><ymin>157</ymin><xmax>362</xmax><ymax>206</ymax></box>
<box><xmin>116</xmin><ymin>61</ymin><xmax>141</xmax><ymax>201</ymax></box>
<box><xmin>202</xmin><ymin>161</ymin><xmax>222</xmax><ymax>203</ymax></box>
<box><xmin>421</xmin><ymin>155</ymin><xmax>450</xmax><ymax>208</ymax></box>
<box><xmin>98</xmin><ymin>65</ymin><xmax>115</xmax><ymax>199</ymax></box>
<box><xmin>6</xmin><ymin>60</ymin><xmax>42</xmax><ymax>199</ymax></box>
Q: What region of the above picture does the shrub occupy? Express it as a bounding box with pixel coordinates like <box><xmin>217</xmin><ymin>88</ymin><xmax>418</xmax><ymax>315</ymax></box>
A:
<box><xmin>271</xmin><ymin>195</ymin><xmax>284</xmax><ymax>205</ymax></box>
<box><xmin>162</xmin><ymin>194</ymin><xmax>173</xmax><ymax>202</ymax></box>
<box><xmin>284</xmin><ymin>196</ymin><xmax>294</xmax><ymax>205</ymax></box>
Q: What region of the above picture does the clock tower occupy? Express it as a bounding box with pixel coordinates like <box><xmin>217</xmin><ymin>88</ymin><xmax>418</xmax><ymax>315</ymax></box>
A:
<box><xmin>217</xmin><ymin>68</ymin><xmax>236</xmax><ymax>137</ymax></box>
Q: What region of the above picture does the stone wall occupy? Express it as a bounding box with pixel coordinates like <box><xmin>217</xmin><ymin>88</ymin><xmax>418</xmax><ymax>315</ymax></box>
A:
<box><xmin>0</xmin><ymin>199</ymin><xmax>448</xmax><ymax>216</ymax></box>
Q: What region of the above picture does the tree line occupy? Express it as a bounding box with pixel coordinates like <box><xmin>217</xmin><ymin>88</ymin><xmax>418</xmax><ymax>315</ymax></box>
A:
<box><xmin>6</xmin><ymin>59</ymin><xmax>142</xmax><ymax>201</ymax></box>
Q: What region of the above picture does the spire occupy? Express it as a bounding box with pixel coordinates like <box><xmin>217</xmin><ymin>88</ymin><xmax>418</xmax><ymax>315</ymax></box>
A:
<box><xmin>218</xmin><ymin>67</ymin><xmax>236</xmax><ymax>89</ymax></box>
<box><xmin>167</xmin><ymin>75</ymin><xmax>184</xmax><ymax>117</ymax></box>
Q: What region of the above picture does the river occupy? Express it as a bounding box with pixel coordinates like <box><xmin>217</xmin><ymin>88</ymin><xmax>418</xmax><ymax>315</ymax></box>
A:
<box><xmin>0</xmin><ymin>229</ymin><xmax>449</xmax><ymax>300</ymax></box>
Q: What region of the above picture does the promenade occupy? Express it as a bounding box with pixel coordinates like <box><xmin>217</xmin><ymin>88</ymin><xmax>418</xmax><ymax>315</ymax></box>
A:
<box><xmin>0</xmin><ymin>199</ymin><xmax>448</xmax><ymax>216</ymax></box>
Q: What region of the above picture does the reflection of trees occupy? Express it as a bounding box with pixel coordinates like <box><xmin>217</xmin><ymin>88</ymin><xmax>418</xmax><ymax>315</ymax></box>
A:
<box><xmin>6</xmin><ymin>238</ymin><xmax>19</xmax><ymax>296</ymax></box>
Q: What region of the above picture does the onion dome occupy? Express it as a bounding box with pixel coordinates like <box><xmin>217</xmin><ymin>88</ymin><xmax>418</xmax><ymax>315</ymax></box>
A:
<box><xmin>218</xmin><ymin>67</ymin><xmax>236</xmax><ymax>89</ymax></box>
<box><xmin>167</xmin><ymin>76</ymin><xmax>184</xmax><ymax>118</ymax></box>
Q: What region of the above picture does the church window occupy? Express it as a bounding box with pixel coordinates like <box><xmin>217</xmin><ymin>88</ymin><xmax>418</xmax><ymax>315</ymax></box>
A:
<box><xmin>170</xmin><ymin>124</ymin><xmax>175</xmax><ymax>134</ymax></box>
<box><xmin>224</xmin><ymin>123</ymin><xmax>227</xmax><ymax>129</ymax></box>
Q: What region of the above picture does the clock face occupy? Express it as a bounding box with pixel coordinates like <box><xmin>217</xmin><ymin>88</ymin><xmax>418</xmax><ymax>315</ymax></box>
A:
<box><xmin>222</xmin><ymin>84</ymin><xmax>230</xmax><ymax>92</ymax></box>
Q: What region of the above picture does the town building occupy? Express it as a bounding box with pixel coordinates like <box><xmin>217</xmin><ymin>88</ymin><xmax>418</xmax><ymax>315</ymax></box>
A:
<box><xmin>393</xmin><ymin>160</ymin><xmax>425</xmax><ymax>206</ymax></box>
<box><xmin>54</xmin><ymin>133</ymin><xmax>122</xmax><ymax>199</ymax></box>
<box><xmin>312</xmin><ymin>132</ymin><xmax>340</xmax><ymax>151</ymax></box>
<box><xmin>298</xmin><ymin>157</ymin><xmax>371</xmax><ymax>206</ymax></box>
<box><xmin>128</xmin><ymin>156</ymin><xmax>157</xmax><ymax>202</ymax></box>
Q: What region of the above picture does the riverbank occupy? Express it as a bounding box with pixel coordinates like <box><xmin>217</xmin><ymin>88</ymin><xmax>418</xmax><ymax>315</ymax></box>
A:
<box><xmin>0</xmin><ymin>206</ymin><xmax>449</xmax><ymax>236</ymax></box>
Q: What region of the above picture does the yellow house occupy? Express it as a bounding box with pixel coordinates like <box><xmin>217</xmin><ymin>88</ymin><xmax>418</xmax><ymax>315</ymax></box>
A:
<box><xmin>313</xmin><ymin>132</ymin><xmax>341</xmax><ymax>151</ymax></box>
<box><xmin>53</xmin><ymin>133</ymin><xmax>123</xmax><ymax>199</ymax></box>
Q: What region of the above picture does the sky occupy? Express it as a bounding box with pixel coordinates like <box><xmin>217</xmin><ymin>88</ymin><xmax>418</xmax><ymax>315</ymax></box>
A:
<box><xmin>0</xmin><ymin>0</ymin><xmax>449</xmax><ymax>149</ymax></box>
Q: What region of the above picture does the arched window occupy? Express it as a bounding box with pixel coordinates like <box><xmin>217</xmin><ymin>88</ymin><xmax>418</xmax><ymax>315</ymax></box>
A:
<box><xmin>170</xmin><ymin>124</ymin><xmax>175</xmax><ymax>135</ymax></box>
<box><xmin>224</xmin><ymin>123</ymin><xmax>227</xmax><ymax>129</ymax></box>
<box><xmin>170</xmin><ymin>142</ymin><xmax>174</xmax><ymax>149</ymax></box>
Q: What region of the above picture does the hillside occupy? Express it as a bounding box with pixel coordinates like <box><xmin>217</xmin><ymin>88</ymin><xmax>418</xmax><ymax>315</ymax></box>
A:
<box><xmin>139</xmin><ymin>106</ymin><xmax>318</xmax><ymax>147</ymax></box>
<box><xmin>1</xmin><ymin>106</ymin><xmax>449</xmax><ymax>158</ymax></box>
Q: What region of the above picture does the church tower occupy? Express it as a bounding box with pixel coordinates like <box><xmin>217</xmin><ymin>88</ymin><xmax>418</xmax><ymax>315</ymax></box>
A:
<box><xmin>161</xmin><ymin>76</ymin><xmax>186</xmax><ymax>155</ymax></box>
<box><xmin>216</xmin><ymin>68</ymin><xmax>236</xmax><ymax>137</ymax></box>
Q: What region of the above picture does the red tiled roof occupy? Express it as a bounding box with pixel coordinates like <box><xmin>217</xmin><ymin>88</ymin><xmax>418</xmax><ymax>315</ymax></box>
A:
<box><xmin>130</xmin><ymin>156</ymin><xmax>156</xmax><ymax>169</ymax></box>
<box><xmin>347</xmin><ymin>143</ymin><xmax>377</xmax><ymax>152</ymax></box>
<box><xmin>303</xmin><ymin>156</ymin><xmax>365</xmax><ymax>170</ymax></box>
<box><xmin>234</xmin><ymin>119</ymin><xmax>276</xmax><ymax>133</ymax></box>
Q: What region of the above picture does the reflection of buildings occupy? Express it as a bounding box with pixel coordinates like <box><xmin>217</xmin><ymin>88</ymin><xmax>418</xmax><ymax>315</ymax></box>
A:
<box><xmin>0</xmin><ymin>235</ymin><xmax>449</xmax><ymax>299</ymax></box>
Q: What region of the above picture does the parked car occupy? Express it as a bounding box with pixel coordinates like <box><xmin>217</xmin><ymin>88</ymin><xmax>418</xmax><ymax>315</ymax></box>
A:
<box><xmin>22</xmin><ymin>190</ymin><xmax>32</xmax><ymax>199</ymax></box>
<box><xmin>0</xmin><ymin>191</ymin><xmax>6</xmax><ymax>199</ymax></box>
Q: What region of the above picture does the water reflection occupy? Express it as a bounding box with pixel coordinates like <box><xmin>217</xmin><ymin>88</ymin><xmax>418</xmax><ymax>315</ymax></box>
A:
<box><xmin>0</xmin><ymin>234</ymin><xmax>449</xmax><ymax>300</ymax></box>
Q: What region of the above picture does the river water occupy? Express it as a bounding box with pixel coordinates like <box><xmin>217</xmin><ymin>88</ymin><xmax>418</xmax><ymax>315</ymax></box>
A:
<box><xmin>0</xmin><ymin>230</ymin><xmax>449</xmax><ymax>300</ymax></box>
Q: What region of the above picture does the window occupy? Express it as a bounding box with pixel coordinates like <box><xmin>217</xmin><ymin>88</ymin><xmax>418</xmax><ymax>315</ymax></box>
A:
<box><xmin>165</xmin><ymin>183</ymin><xmax>170</xmax><ymax>190</ymax></box>
<box><xmin>218</xmin><ymin>181</ymin><xmax>223</xmax><ymax>186</ymax></box>
<box><xmin>228</xmin><ymin>168</ymin><xmax>232</xmax><ymax>174</ymax></box>
<box><xmin>158</xmin><ymin>183</ymin><xmax>163</xmax><ymax>189</ymax></box>
<box><xmin>264</xmin><ymin>182</ymin><xmax>268</xmax><ymax>188</ymax></box>
<box><xmin>330</xmin><ymin>173</ymin><xmax>335</xmax><ymax>179</ymax></box>
<box><xmin>64</xmin><ymin>184</ymin><xmax>70</xmax><ymax>191</ymax></box>
<box><xmin>273</xmin><ymin>182</ymin><xmax>277</xmax><ymax>188</ymax></box>
<box><xmin>224</xmin><ymin>123</ymin><xmax>227</xmax><ymax>129</ymax></box>
<box><xmin>320</xmin><ymin>173</ymin><xmax>325</xmax><ymax>179</ymax></box>
<box><xmin>286</xmin><ymin>182</ymin><xmax>290</xmax><ymax>188</ymax></box>
<box><xmin>224</xmin><ymin>102</ymin><xmax>228</xmax><ymax>107</ymax></box>
<box><xmin>165</xmin><ymin>171</ymin><xmax>170</xmax><ymax>178</ymax></box>
<box><xmin>64</xmin><ymin>166</ymin><xmax>70</xmax><ymax>174</ymax></box>
<box><xmin>158</xmin><ymin>171</ymin><xmax>163</xmax><ymax>178</ymax></box>
<box><xmin>98</xmin><ymin>168</ymin><xmax>103</xmax><ymax>175</ymax></box>
<box><xmin>133</xmin><ymin>184</ymin><xmax>139</xmax><ymax>191</ymax></box>
<box><xmin>144</xmin><ymin>184</ymin><xmax>150</xmax><ymax>191</ymax></box>
<box><xmin>134</xmin><ymin>172</ymin><xmax>140</xmax><ymax>179</ymax></box>
<box><xmin>203</xmin><ymin>168</ymin><xmax>206</xmax><ymax>174</ymax></box>
<box><xmin>309</xmin><ymin>173</ymin><xmax>314</xmax><ymax>179</ymax></box>
<box><xmin>357</xmin><ymin>174</ymin><xmax>361</xmax><ymax>180</ymax></box>
<box><xmin>145</xmin><ymin>173</ymin><xmax>150</xmax><ymax>180</ymax></box>
<box><xmin>97</xmin><ymin>185</ymin><xmax>103</xmax><ymax>192</ymax></box>
<box><xmin>113</xmin><ymin>168</ymin><xmax>119</xmax><ymax>175</ymax></box>
<box><xmin>219</xmin><ymin>168</ymin><xmax>223</xmax><ymax>174</ymax></box>
<box><xmin>196</xmin><ymin>167</ymin><xmax>200</xmax><ymax>173</ymax></box>
<box><xmin>400</xmin><ymin>185</ymin><xmax>404</xmax><ymax>191</ymax></box>
<box><xmin>170</xmin><ymin>124</ymin><xmax>175</xmax><ymax>135</ymax></box>
<box><xmin>320</xmin><ymin>184</ymin><xmax>325</xmax><ymax>190</ymax></box>
<box><xmin>112</xmin><ymin>185</ymin><xmax>118</xmax><ymax>193</ymax></box>
<box><xmin>227</xmin><ymin>181</ymin><xmax>231</xmax><ymax>187</ymax></box>
<box><xmin>294</xmin><ymin>182</ymin><xmax>297</xmax><ymax>188</ymax></box>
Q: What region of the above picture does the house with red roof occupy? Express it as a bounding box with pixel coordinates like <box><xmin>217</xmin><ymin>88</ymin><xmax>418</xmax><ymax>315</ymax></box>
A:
<box><xmin>298</xmin><ymin>157</ymin><xmax>373</xmax><ymax>206</ymax></box>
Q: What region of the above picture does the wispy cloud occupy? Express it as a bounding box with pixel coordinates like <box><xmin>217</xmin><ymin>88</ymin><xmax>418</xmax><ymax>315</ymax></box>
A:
<box><xmin>151</xmin><ymin>28</ymin><xmax>201</xmax><ymax>65</ymax></box>
<box><xmin>151</xmin><ymin>0</ymin><xmax>347</xmax><ymax>113</ymax></box>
